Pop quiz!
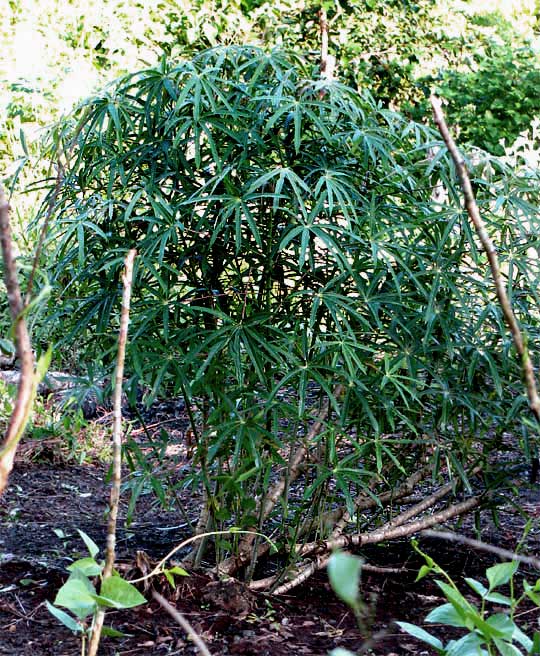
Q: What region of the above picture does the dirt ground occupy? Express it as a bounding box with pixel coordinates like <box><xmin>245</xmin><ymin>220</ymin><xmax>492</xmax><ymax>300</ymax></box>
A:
<box><xmin>1</xmin><ymin>408</ymin><xmax>539</xmax><ymax>656</ymax></box>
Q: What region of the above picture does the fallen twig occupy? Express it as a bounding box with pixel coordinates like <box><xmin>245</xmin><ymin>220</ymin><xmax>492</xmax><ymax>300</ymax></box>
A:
<box><xmin>152</xmin><ymin>590</ymin><xmax>212</xmax><ymax>656</ymax></box>
<box><xmin>421</xmin><ymin>529</ymin><xmax>540</xmax><ymax>570</ymax></box>
<box><xmin>328</xmin><ymin>464</ymin><xmax>432</xmax><ymax>541</ymax></box>
<box><xmin>267</xmin><ymin>495</ymin><xmax>482</xmax><ymax>595</ymax></box>
<box><xmin>298</xmin><ymin>472</ymin><xmax>464</xmax><ymax>557</ymax></box>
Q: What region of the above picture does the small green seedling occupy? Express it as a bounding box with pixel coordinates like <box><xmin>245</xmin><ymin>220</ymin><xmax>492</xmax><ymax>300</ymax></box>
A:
<box><xmin>396</xmin><ymin>540</ymin><xmax>540</xmax><ymax>656</ymax></box>
<box><xmin>47</xmin><ymin>529</ymin><xmax>146</xmax><ymax>654</ymax></box>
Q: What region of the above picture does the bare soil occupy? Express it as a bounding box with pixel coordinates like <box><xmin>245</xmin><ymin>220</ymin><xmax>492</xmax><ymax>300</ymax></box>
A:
<box><xmin>1</xmin><ymin>409</ymin><xmax>539</xmax><ymax>656</ymax></box>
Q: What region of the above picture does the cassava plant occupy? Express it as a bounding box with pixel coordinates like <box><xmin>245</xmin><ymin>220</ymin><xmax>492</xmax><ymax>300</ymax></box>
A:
<box><xmin>32</xmin><ymin>46</ymin><xmax>540</xmax><ymax>584</ymax></box>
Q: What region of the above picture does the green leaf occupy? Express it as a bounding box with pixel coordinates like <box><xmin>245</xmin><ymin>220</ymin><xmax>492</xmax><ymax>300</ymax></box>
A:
<box><xmin>54</xmin><ymin>572</ymin><xmax>97</xmax><ymax>619</ymax></box>
<box><xmin>101</xmin><ymin>626</ymin><xmax>129</xmax><ymax>637</ymax></box>
<box><xmin>485</xmin><ymin>614</ymin><xmax>517</xmax><ymax>640</ymax></box>
<box><xmin>167</xmin><ymin>566</ymin><xmax>189</xmax><ymax>577</ymax></box>
<box><xmin>466</xmin><ymin>577</ymin><xmax>489</xmax><ymax>598</ymax></box>
<box><xmin>19</xmin><ymin>128</ymin><xmax>29</xmax><ymax>156</ymax></box>
<box><xmin>0</xmin><ymin>338</ymin><xmax>15</xmax><ymax>356</ymax></box>
<box><xmin>416</xmin><ymin>564</ymin><xmax>433</xmax><ymax>581</ymax></box>
<box><xmin>35</xmin><ymin>346</ymin><xmax>52</xmax><ymax>382</ymax></box>
<box><xmin>484</xmin><ymin>591</ymin><xmax>513</xmax><ymax>606</ymax></box>
<box><xmin>426</xmin><ymin>603</ymin><xmax>469</xmax><ymax>628</ymax></box>
<box><xmin>511</xmin><ymin>625</ymin><xmax>532</xmax><ymax>652</ymax></box>
<box><xmin>395</xmin><ymin>621</ymin><xmax>443</xmax><ymax>651</ymax></box>
<box><xmin>487</xmin><ymin>562</ymin><xmax>519</xmax><ymax>590</ymax></box>
<box><xmin>327</xmin><ymin>551</ymin><xmax>363</xmax><ymax>609</ymax></box>
<box><xmin>530</xmin><ymin>631</ymin><xmax>540</xmax><ymax>654</ymax></box>
<box><xmin>163</xmin><ymin>570</ymin><xmax>175</xmax><ymax>588</ymax></box>
<box><xmin>492</xmin><ymin>638</ymin><xmax>524</xmax><ymax>656</ymax></box>
<box><xmin>77</xmin><ymin>530</ymin><xmax>100</xmax><ymax>559</ymax></box>
<box><xmin>67</xmin><ymin>558</ymin><xmax>103</xmax><ymax>577</ymax></box>
<box><xmin>445</xmin><ymin>633</ymin><xmax>488</xmax><ymax>656</ymax></box>
<box><xmin>524</xmin><ymin>581</ymin><xmax>540</xmax><ymax>606</ymax></box>
<box><xmin>97</xmin><ymin>576</ymin><xmax>146</xmax><ymax>609</ymax></box>
<box><xmin>435</xmin><ymin>580</ymin><xmax>477</xmax><ymax>627</ymax></box>
<box><xmin>46</xmin><ymin>601</ymin><xmax>84</xmax><ymax>633</ymax></box>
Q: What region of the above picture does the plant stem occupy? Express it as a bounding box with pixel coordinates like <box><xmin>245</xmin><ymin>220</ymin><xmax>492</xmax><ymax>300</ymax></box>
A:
<box><xmin>431</xmin><ymin>96</ymin><xmax>540</xmax><ymax>479</ymax></box>
<box><xmin>87</xmin><ymin>249</ymin><xmax>136</xmax><ymax>656</ymax></box>
<box><xmin>152</xmin><ymin>591</ymin><xmax>212</xmax><ymax>656</ymax></box>
<box><xmin>0</xmin><ymin>186</ymin><xmax>35</xmax><ymax>495</ymax></box>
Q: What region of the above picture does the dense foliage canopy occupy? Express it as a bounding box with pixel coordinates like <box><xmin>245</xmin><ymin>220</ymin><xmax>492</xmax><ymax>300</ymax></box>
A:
<box><xmin>33</xmin><ymin>46</ymin><xmax>540</xmax><ymax>549</ymax></box>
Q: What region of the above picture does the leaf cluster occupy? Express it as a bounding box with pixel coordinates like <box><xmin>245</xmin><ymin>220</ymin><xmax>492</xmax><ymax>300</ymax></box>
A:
<box><xmin>397</xmin><ymin>542</ymin><xmax>540</xmax><ymax>656</ymax></box>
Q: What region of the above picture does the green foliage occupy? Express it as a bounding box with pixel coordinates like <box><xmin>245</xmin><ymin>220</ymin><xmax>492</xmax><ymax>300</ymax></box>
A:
<box><xmin>413</xmin><ymin>44</ymin><xmax>540</xmax><ymax>155</ymax></box>
<box><xmin>326</xmin><ymin>551</ymin><xmax>364</xmax><ymax>656</ymax></box>
<box><xmin>47</xmin><ymin>529</ymin><xmax>145</xmax><ymax>639</ymax></box>
<box><xmin>35</xmin><ymin>45</ymin><xmax>540</xmax><ymax>558</ymax></box>
<box><xmin>328</xmin><ymin>550</ymin><xmax>363</xmax><ymax>611</ymax></box>
<box><xmin>329</xmin><ymin>547</ymin><xmax>540</xmax><ymax>656</ymax></box>
<box><xmin>33</xmin><ymin>47</ymin><xmax>539</xmax><ymax>560</ymax></box>
<box><xmin>397</xmin><ymin>541</ymin><xmax>540</xmax><ymax>656</ymax></box>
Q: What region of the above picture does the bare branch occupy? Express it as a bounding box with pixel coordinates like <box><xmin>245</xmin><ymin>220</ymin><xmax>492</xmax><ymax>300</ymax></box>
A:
<box><xmin>26</xmin><ymin>108</ymin><xmax>90</xmax><ymax>305</ymax></box>
<box><xmin>318</xmin><ymin>8</ymin><xmax>335</xmax><ymax>96</ymax></box>
<box><xmin>25</xmin><ymin>164</ymin><xmax>63</xmax><ymax>305</ymax></box>
<box><xmin>87</xmin><ymin>249</ymin><xmax>136</xmax><ymax>656</ymax></box>
<box><xmin>430</xmin><ymin>97</ymin><xmax>540</xmax><ymax>477</ymax></box>
<box><xmin>421</xmin><ymin>529</ymin><xmax>540</xmax><ymax>570</ymax></box>
<box><xmin>268</xmin><ymin>495</ymin><xmax>482</xmax><ymax>595</ymax></box>
<box><xmin>328</xmin><ymin>464</ymin><xmax>432</xmax><ymax>541</ymax></box>
<box><xmin>299</xmin><ymin>473</ymin><xmax>460</xmax><ymax>557</ymax></box>
<box><xmin>0</xmin><ymin>186</ymin><xmax>35</xmax><ymax>495</ymax></box>
<box><xmin>217</xmin><ymin>385</ymin><xmax>343</xmax><ymax>576</ymax></box>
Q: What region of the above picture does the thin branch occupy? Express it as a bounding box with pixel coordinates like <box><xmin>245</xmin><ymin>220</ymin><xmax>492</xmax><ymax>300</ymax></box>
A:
<box><xmin>319</xmin><ymin>8</ymin><xmax>329</xmax><ymax>75</ymax></box>
<box><xmin>249</xmin><ymin>561</ymin><xmax>406</xmax><ymax>591</ymax></box>
<box><xmin>87</xmin><ymin>249</ymin><xmax>136</xmax><ymax>656</ymax></box>
<box><xmin>430</xmin><ymin>96</ymin><xmax>540</xmax><ymax>478</ymax></box>
<box><xmin>318</xmin><ymin>7</ymin><xmax>335</xmax><ymax>97</ymax></box>
<box><xmin>272</xmin><ymin>554</ymin><xmax>329</xmax><ymax>595</ymax></box>
<box><xmin>25</xmin><ymin>164</ymin><xmax>63</xmax><ymax>305</ymax></box>
<box><xmin>326</xmin><ymin>495</ymin><xmax>482</xmax><ymax>551</ymax></box>
<box><xmin>0</xmin><ymin>186</ymin><xmax>35</xmax><ymax>495</ymax></box>
<box><xmin>268</xmin><ymin>496</ymin><xmax>482</xmax><ymax>595</ymax></box>
<box><xmin>152</xmin><ymin>591</ymin><xmax>212</xmax><ymax>656</ymax></box>
<box><xmin>298</xmin><ymin>475</ymin><xmax>458</xmax><ymax>557</ymax></box>
<box><xmin>421</xmin><ymin>529</ymin><xmax>540</xmax><ymax>570</ymax></box>
<box><xmin>26</xmin><ymin>107</ymin><xmax>90</xmax><ymax>305</ymax></box>
<box><xmin>329</xmin><ymin>465</ymin><xmax>432</xmax><ymax>540</ymax></box>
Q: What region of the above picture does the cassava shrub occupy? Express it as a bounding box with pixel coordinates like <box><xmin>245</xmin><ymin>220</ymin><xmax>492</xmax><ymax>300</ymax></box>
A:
<box><xmin>34</xmin><ymin>46</ymin><xmax>540</xmax><ymax>569</ymax></box>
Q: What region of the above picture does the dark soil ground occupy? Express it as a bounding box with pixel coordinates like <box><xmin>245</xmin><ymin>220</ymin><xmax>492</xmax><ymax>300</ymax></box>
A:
<box><xmin>1</xmin><ymin>403</ymin><xmax>539</xmax><ymax>656</ymax></box>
